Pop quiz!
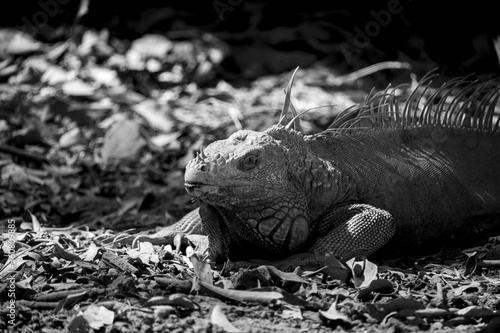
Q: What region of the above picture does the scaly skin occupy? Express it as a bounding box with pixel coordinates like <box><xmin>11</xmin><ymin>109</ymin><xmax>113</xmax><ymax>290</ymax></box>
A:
<box><xmin>136</xmin><ymin>76</ymin><xmax>500</xmax><ymax>271</ymax></box>
<box><xmin>181</xmin><ymin>124</ymin><xmax>500</xmax><ymax>269</ymax></box>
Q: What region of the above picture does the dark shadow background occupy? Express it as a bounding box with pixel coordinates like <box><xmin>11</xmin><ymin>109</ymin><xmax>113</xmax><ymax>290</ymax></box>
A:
<box><xmin>2</xmin><ymin>0</ymin><xmax>499</xmax><ymax>79</ymax></box>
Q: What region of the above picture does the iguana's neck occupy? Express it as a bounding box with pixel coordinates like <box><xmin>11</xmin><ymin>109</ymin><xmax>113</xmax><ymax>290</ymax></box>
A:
<box><xmin>297</xmin><ymin>152</ymin><xmax>359</xmax><ymax>221</ymax></box>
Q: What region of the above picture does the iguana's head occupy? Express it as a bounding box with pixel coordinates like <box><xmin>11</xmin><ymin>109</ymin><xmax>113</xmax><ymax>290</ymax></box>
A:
<box><xmin>184</xmin><ymin>125</ymin><xmax>311</xmax><ymax>260</ymax></box>
<box><xmin>185</xmin><ymin>126</ymin><xmax>306</xmax><ymax>205</ymax></box>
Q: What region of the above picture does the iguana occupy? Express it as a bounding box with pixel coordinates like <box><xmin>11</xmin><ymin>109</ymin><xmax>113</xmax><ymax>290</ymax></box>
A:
<box><xmin>134</xmin><ymin>71</ymin><xmax>500</xmax><ymax>270</ymax></box>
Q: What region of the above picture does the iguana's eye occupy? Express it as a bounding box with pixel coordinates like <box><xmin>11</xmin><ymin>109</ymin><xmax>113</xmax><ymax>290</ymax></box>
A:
<box><xmin>239</xmin><ymin>154</ymin><xmax>259</xmax><ymax>170</ymax></box>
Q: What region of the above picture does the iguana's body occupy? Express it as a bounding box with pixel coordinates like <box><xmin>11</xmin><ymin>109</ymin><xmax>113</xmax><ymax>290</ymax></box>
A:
<box><xmin>306</xmin><ymin>127</ymin><xmax>500</xmax><ymax>252</ymax></box>
<box><xmin>150</xmin><ymin>75</ymin><xmax>500</xmax><ymax>269</ymax></box>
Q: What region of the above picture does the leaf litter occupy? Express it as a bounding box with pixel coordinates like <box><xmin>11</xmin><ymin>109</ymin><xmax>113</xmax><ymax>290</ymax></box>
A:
<box><xmin>0</xmin><ymin>23</ymin><xmax>499</xmax><ymax>333</ymax></box>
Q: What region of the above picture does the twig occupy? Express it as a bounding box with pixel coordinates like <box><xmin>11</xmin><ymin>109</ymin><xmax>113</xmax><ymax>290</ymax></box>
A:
<box><xmin>329</xmin><ymin>61</ymin><xmax>412</xmax><ymax>86</ymax></box>
<box><xmin>0</xmin><ymin>144</ymin><xmax>49</xmax><ymax>164</ymax></box>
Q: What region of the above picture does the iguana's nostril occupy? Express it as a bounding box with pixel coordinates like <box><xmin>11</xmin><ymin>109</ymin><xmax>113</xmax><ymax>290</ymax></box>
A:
<box><xmin>185</xmin><ymin>161</ymin><xmax>209</xmax><ymax>184</ymax></box>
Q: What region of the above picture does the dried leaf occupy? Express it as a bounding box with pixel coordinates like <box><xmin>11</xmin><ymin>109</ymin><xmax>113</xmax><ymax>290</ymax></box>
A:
<box><xmin>456</xmin><ymin>306</ymin><xmax>498</xmax><ymax>318</ymax></box>
<box><xmin>345</xmin><ymin>257</ymin><xmax>378</xmax><ymax>288</ymax></box>
<box><xmin>54</xmin><ymin>290</ymin><xmax>88</xmax><ymax>314</ymax></box>
<box><xmin>322</xmin><ymin>253</ymin><xmax>350</xmax><ymax>282</ymax></box>
<box><xmin>44</xmin><ymin>41</ymin><xmax>69</xmax><ymax>61</ymax></box>
<box><xmin>87</xmin><ymin>67</ymin><xmax>119</xmax><ymax>87</ymax></box>
<box><xmin>281</xmin><ymin>304</ymin><xmax>303</xmax><ymax>320</ymax></box>
<box><xmin>62</xmin><ymin>80</ymin><xmax>95</xmax><ymax>97</ymax></box>
<box><xmin>101</xmin><ymin>250</ymin><xmax>139</xmax><ymax>275</ymax></box>
<box><xmin>357</xmin><ymin>279</ymin><xmax>394</xmax><ymax>298</ymax></box>
<box><xmin>133</xmin><ymin>99</ymin><xmax>174</xmax><ymax>133</ymax></box>
<box><xmin>0</xmin><ymin>253</ymin><xmax>26</xmax><ymax>278</ymax></box>
<box><xmin>100</xmin><ymin>118</ymin><xmax>147</xmax><ymax>165</ymax></box>
<box><xmin>0</xmin><ymin>62</ymin><xmax>17</xmax><ymax>78</ymax></box>
<box><xmin>191</xmin><ymin>255</ymin><xmax>214</xmax><ymax>285</ymax></box>
<box><xmin>41</xmin><ymin>65</ymin><xmax>74</xmax><ymax>85</ymax></box>
<box><xmin>127</xmin><ymin>242</ymin><xmax>159</xmax><ymax>265</ymax></box>
<box><xmin>130</xmin><ymin>34</ymin><xmax>172</xmax><ymax>59</ymax></box>
<box><xmin>0</xmin><ymin>29</ymin><xmax>43</xmax><ymax>58</ymax></box>
<box><xmin>183</xmin><ymin>234</ymin><xmax>210</xmax><ymax>254</ymax></box>
<box><xmin>82</xmin><ymin>243</ymin><xmax>99</xmax><ymax>261</ymax></box>
<box><xmin>464</xmin><ymin>251</ymin><xmax>479</xmax><ymax>276</ymax></box>
<box><xmin>28</xmin><ymin>211</ymin><xmax>41</xmax><ymax>232</ymax></box>
<box><xmin>366</xmin><ymin>298</ymin><xmax>425</xmax><ymax>322</ymax></box>
<box><xmin>15</xmin><ymin>276</ymin><xmax>33</xmax><ymax>289</ymax></box>
<box><xmin>304</xmin><ymin>282</ymin><xmax>318</xmax><ymax>297</ymax></box>
<box><xmin>319</xmin><ymin>300</ymin><xmax>351</xmax><ymax>327</ymax></box>
<box><xmin>67</xmin><ymin>315</ymin><xmax>90</xmax><ymax>333</ymax></box>
<box><xmin>151</xmin><ymin>132</ymin><xmax>181</xmax><ymax>149</ymax></box>
<box><xmin>214</xmin><ymin>279</ymin><xmax>234</xmax><ymax>289</ymax></box>
<box><xmin>320</xmin><ymin>288</ymin><xmax>350</xmax><ymax>299</ymax></box>
<box><xmin>52</xmin><ymin>243</ymin><xmax>81</xmax><ymax>262</ymax></box>
<box><xmin>453</xmin><ymin>281</ymin><xmax>481</xmax><ymax>296</ymax></box>
<box><xmin>2</xmin><ymin>163</ymin><xmax>45</xmax><ymax>185</ymax></box>
<box><xmin>211</xmin><ymin>304</ymin><xmax>240</xmax><ymax>333</ymax></box>
<box><xmin>82</xmin><ymin>304</ymin><xmax>114</xmax><ymax>329</ymax></box>
<box><xmin>264</xmin><ymin>265</ymin><xmax>308</xmax><ymax>284</ymax></box>
<box><xmin>58</xmin><ymin>127</ymin><xmax>82</xmax><ymax>148</ymax></box>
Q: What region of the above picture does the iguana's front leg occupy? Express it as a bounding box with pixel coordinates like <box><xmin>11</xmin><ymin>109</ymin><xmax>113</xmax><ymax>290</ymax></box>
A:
<box><xmin>225</xmin><ymin>204</ymin><xmax>395</xmax><ymax>271</ymax></box>
<box><xmin>309</xmin><ymin>203</ymin><xmax>395</xmax><ymax>259</ymax></box>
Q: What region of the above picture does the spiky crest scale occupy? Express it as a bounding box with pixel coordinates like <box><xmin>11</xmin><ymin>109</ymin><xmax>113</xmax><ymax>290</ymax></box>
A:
<box><xmin>278</xmin><ymin>70</ymin><xmax>500</xmax><ymax>137</ymax></box>
<box><xmin>278</xmin><ymin>66</ymin><xmax>300</xmax><ymax>132</ymax></box>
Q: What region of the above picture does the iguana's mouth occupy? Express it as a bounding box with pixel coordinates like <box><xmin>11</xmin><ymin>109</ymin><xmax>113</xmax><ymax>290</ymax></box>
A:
<box><xmin>185</xmin><ymin>182</ymin><xmax>226</xmax><ymax>197</ymax></box>
<box><xmin>185</xmin><ymin>182</ymin><xmax>209</xmax><ymax>193</ymax></box>
<box><xmin>184</xmin><ymin>181</ymin><xmax>207</xmax><ymax>188</ymax></box>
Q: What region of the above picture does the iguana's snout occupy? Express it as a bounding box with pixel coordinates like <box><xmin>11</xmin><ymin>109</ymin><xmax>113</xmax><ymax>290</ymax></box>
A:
<box><xmin>184</xmin><ymin>153</ymin><xmax>210</xmax><ymax>186</ymax></box>
<box><xmin>184</xmin><ymin>150</ymin><xmax>218</xmax><ymax>200</ymax></box>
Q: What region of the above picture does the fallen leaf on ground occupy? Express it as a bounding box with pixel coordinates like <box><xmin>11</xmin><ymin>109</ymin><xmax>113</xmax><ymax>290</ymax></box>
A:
<box><xmin>100</xmin><ymin>118</ymin><xmax>147</xmax><ymax>165</ymax></box>
<box><xmin>81</xmin><ymin>304</ymin><xmax>114</xmax><ymax>329</ymax></box>
<box><xmin>319</xmin><ymin>300</ymin><xmax>351</xmax><ymax>327</ymax></box>
<box><xmin>345</xmin><ymin>257</ymin><xmax>378</xmax><ymax>288</ymax></box>
<box><xmin>210</xmin><ymin>304</ymin><xmax>240</xmax><ymax>333</ymax></box>
<box><xmin>142</xmin><ymin>293</ymin><xmax>199</xmax><ymax>310</ymax></box>
<box><xmin>366</xmin><ymin>298</ymin><xmax>425</xmax><ymax>322</ymax></box>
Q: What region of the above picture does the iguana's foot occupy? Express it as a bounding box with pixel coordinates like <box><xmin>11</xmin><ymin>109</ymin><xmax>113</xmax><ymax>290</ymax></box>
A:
<box><xmin>126</xmin><ymin>233</ymin><xmax>209</xmax><ymax>253</ymax></box>
<box><xmin>108</xmin><ymin>208</ymin><xmax>205</xmax><ymax>249</ymax></box>
<box><xmin>107</xmin><ymin>233</ymin><xmax>178</xmax><ymax>248</ymax></box>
